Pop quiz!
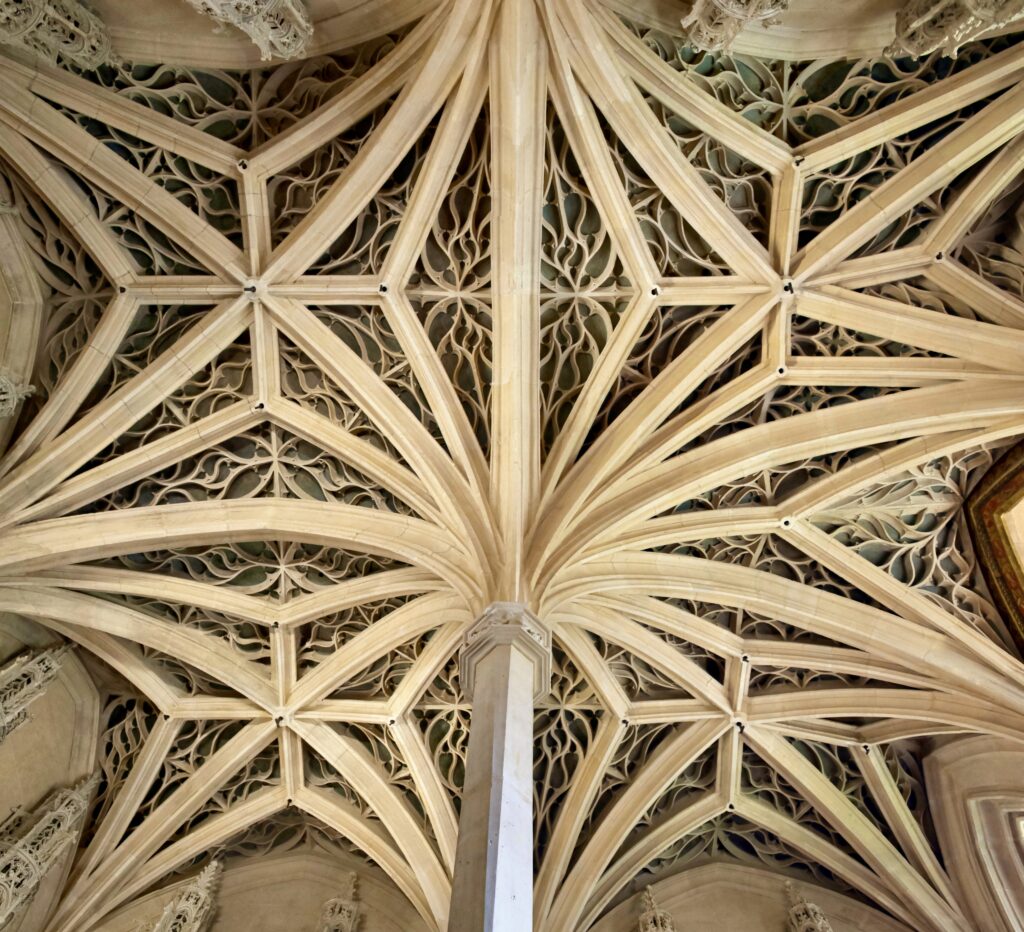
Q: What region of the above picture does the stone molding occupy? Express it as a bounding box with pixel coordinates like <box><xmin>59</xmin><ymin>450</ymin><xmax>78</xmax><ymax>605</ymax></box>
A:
<box><xmin>459</xmin><ymin>602</ymin><xmax>552</xmax><ymax>702</ymax></box>
<box><xmin>182</xmin><ymin>0</ymin><xmax>313</xmax><ymax>61</ymax></box>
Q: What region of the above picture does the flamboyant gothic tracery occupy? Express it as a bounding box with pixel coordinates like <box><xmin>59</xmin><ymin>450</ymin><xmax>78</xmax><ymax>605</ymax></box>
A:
<box><xmin>0</xmin><ymin>0</ymin><xmax>1023</xmax><ymax>929</ymax></box>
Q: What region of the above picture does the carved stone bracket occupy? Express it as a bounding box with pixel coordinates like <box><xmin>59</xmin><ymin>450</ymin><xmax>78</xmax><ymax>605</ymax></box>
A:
<box><xmin>786</xmin><ymin>881</ymin><xmax>835</xmax><ymax>932</ymax></box>
<box><xmin>316</xmin><ymin>871</ymin><xmax>360</xmax><ymax>932</ymax></box>
<box><xmin>638</xmin><ymin>886</ymin><xmax>677</xmax><ymax>932</ymax></box>
<box><xmin>460</xmin><ymin>602</ymin><xmax>552</xmax><ymax>703</ymax></box>
<box><xmin>0</xmin><ymin>644</ymin><xmax>72</xmax><ymax>744</ymax></box>
<box><xmin>889</xmin><ymin>0</ymin><xmax>1024</xmax><ymax>57</ymax></box>
<box><xmin>681</xmin><ymin>0</ymin><xmax>790</xmax><ymax>52</ymax></box>
<box><xmin>182</xmin><ymin>0</ymin><xmax>313</xmax><ymax>61</ymax></box>
<box><xmin>0</xmin><ymin>0</ymin><xmax>112</xmax><ymax>69</ymax></box>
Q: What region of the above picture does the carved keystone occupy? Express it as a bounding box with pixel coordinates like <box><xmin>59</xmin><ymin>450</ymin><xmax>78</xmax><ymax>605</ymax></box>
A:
<box><xmin>460</xmin><ymin>602</ymin><xmax>551</xmax><ymax>702</ymax></box>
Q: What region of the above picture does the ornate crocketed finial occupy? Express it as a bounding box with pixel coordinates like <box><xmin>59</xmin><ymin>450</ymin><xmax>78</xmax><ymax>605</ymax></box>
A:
<box><xmin>0</xmin><ymin>368</ymin><xmax>35</xmax><ymax>420</ymax></box>
<box><xmin>182</xmin><ymin>0</ymin><xmax>313</xmax><ymax>61</ymax></box>
<box><xmin>317</xmin><ymin>871</ymin><xmax>360</xmax><ymax>932</ymax></box>
<box><xmin>0</xmin><ymin>644</ymin><xmax>73</xmax><ymax>744</ymax></box>
<box><xmin>0</xmin><ymin>772</ymin><xmax>100</xmax><ymax>927</ymax></box>
<box><xmin>786</xmin><ymin>881</ymin><xmax>834</xmax><ymax>932</ymax></box>
<box><xmin>888</xmin><ymin>0</ymin><xmax>1024</xmax><ymax>57</ymax></box>
<box><xmin>0</xmin><ymin>0</ymin><xmax>112</xmax><ymax>69</ymax></box>
<box><xmin>638</xmin><ymin>886</ymin><xmax>677</xmax><ymax>932</ymax></box>
<box><xmin>147</xmin><ymin>860</ymin><xmax>223</xmax><ymax>932</ymax></box>
<box><xmin>681</xmin><ymin>0</ymin><xmax>790</xmax><ymax>52</ymax></box>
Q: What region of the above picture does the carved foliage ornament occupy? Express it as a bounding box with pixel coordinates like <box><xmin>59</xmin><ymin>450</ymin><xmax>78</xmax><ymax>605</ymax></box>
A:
<box><xmin>786</xmin><ymin>881</ymin><xmax>834</xmax><ymax>932</ymax></box>
<box><xmin>147</xmin><ymin>860</ymin><xmax>222</xmax><ymax>932</ymax></box>
<box><xmin>0</xmin><ymin>0</ymin><xmax>112</xmax><ymax>69</ymax></box>
<box><xmin>681</xmin><ymin>0</ymin><xmax>790</xmax><ymax>51</ymax></box>
<box><xmin>0</xmin><ymin>645</ymin><xmax>71</xmax><ymax>744</ymax></box>
<box><xmin>0</xmin><ymin>368</ymin><xmax>35</xmax><ymax>420</ymax></box>
<box><xmin>183</xmin><ymin>0</ymin><xmax>313</xmax><ymax>61</ymax></box>
<box><xmin>638</xmin><ymin>886</ymin><xmax>677</xmax><ymax>932</ymax></box>
<box><xmin>890</xmin><ymin>0</ymin><xmax>1024</xmax><ymax>56</ymax></box>
<box><xmin>0</xmin><ymin>774</ymin><xmax>99</xmax><ymax>926</ymax></box>
<box><xmin>317</xmin><ymin>871</ymin><xmax>360</xmax><ymax>932</ymax></box>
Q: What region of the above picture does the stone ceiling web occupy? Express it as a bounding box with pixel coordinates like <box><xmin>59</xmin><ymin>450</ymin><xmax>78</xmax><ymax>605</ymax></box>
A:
<box><xmin>0</xmin><ymin>1</ymin><xmax>1023</xmax><ymax>930</ymax></box>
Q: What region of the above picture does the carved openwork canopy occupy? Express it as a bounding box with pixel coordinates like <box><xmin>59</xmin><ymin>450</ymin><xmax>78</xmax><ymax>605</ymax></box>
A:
<box><xmin>0</xmin><ymin>0</ymin><xmax>1023</xmax><ymax>929</ymax></box>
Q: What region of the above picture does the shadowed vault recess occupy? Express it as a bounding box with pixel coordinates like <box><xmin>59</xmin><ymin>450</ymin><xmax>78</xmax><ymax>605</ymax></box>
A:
<box><xmin>1</xmin><ymin>1</ymin><xmax>1024</xmax><ymax>930</ymax></box>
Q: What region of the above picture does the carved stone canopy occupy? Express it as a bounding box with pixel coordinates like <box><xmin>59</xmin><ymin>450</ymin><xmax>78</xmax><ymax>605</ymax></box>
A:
<box><xmin>459</xmin><ymin>603</ymin><xmax>552</xmax><ymax>702</ymax></box>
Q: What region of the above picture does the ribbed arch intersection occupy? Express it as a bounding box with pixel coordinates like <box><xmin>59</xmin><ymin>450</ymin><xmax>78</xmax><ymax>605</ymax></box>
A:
<box><xmin>1</xmin><ymin>2</ymin><xmax>1023</xmax><ymax>930</ymax></box>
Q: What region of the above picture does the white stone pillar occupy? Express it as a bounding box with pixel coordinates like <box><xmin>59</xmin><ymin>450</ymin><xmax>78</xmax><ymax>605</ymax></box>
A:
<box><xmin>0</xmin><ymin>645</ymin><xmax>72</xmax><ymax>744</ymax></box>
<box><xmin>148</xmin><ymin>860</ymin><xmax>222</xmax><ymax>932</ymax></box>
<box><xmin>448</xmin><ymin>603</ymin><xmax>551</xmax><ymax>932</ymax></box>
<box><xmin>0</xmin><ymin>772</ymin><xmax>99</xmax><ymax>927</ymax></box>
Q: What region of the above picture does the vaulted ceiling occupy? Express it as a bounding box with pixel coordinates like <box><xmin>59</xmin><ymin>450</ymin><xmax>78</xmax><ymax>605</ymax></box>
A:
<box><xmin>1</xmin><ymin>1</ymin><xmax>1024</xmax><ymax>930</ymax></box>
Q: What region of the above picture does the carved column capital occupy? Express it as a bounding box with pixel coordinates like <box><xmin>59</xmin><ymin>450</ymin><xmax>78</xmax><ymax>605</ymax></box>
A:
<box><xmin>460</xmin><ymin>602</ymin><xmax>551</xmax><ymax>702</ymax></box>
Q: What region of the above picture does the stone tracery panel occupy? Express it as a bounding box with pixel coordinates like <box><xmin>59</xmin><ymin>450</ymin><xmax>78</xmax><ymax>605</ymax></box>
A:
<box><xmin>0</xmin><ymin>6</ymin><xmax>1022</xmax><ymax>931</ymax></box>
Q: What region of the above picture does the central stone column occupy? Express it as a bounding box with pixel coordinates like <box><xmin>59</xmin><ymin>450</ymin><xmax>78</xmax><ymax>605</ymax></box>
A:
<box><xmin>448</xmin><ymin>603</ymin><xmax>551</xmax><ymax>932</ymax></box>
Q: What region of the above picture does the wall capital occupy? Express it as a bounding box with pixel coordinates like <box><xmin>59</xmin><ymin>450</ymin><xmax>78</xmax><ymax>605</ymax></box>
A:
<box><xmin>460</xmin><ymin>602</ymin><xmax>551</xmax><ymax>702</ymax></box>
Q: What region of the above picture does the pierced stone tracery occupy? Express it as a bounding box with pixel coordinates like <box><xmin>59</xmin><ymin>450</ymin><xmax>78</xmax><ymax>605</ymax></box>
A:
<box><xmin>0</xmin><ymin>3</ymin><xmax>1022</xmax><ymax>931</ymax></box>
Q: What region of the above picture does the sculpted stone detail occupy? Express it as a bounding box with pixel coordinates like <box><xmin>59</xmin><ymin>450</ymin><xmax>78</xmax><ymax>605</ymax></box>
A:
<box><xmin>890</xmin><ymin>0</ymin><xmax>1024</xmax><ymax>56</ymax></box>
<box><xmin>183</xmin><ymin>0</ymin><xmax>313</xmax><ymax>60</ymax></box>
<box><xmin>0</xmin><ymin>645</ymin><xmax>71</xmax><ymax>743</ymax></box>
<box><xmin>147</xmin><ymin>861</ymin><xmax>222</xmax><ymax>932</ymax></box>
<box><xmin>460</xmin><ymin>602</ymin><xmax>552</xmax><ymax>701</ymax></box>
<box><xmin>786</xmin><ymin>882</ymin><xmax>834</xmax><ymax>932</ymax></box>
<box><xmin>680</xmin><ymin>0</ymin><xmax>790</xmax><ymax>51</ymax></box>
<box><xmin>316</xmin><ymin>871</ymin><xmax>360</xmax><ymax>932</ymax></box>
<box><xmin>0</xmin><ymin>774</ymin><xmax>98</xmax><ymax>926</ymax></box>
<box><xmin>638</xmin><ymin>886</ymin><xmax>676</xmax><ymax>932</ymax></box>
<box><xmin>0</xmin><ymin>6</ymin><xmax>1022</xmax><ymax>932</ymax></box>
<box><xmin>0</xmin><ymin>0</ymin><xmax>111</xmax><ymax>68</ymax></box>
<box><xmin>0</xmin><ymin>368</ymin><xmax>35</xmax><ymax>420</ymax></box>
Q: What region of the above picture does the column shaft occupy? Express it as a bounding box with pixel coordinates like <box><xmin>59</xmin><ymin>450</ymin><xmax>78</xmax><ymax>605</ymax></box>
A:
<box><xmin>449</xmin><ymin>640</ymin><xmax>537</xmax><ymax>932</ymax></box>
